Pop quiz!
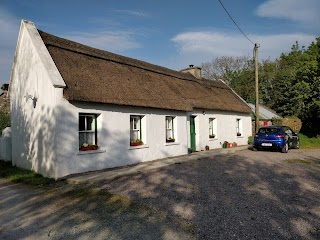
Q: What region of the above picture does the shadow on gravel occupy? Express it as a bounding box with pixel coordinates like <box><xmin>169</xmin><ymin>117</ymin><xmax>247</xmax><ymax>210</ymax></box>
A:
<box><xmin>1</xmin><ymin>150</ymin><xmax>319</xmax><ymax>239</ymax></box>
<box><xmin>0</xmin><ymin>180</ymin><xmax>194</xmax><ymax>239</ymax></box>
<box><xmin>98</xmin><ymin>150</ymin><xmax>320</xmax><ymax>239</ymax></box>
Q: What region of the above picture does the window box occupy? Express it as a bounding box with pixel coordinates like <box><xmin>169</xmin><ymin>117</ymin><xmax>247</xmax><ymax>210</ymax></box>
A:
<box><xmin>130</xmin><ymin>140</ymin><xmax>144</xmax><ymax>146</ymax></box>
<box><xmin>80</xmin><ymin>144</ymin><xmax>99</xmax><ymax>151</ymax></box>
<box><xmin>166</xmin><ymin>138</ymin><xmax>175</xmax><ymax>143</ymax></box>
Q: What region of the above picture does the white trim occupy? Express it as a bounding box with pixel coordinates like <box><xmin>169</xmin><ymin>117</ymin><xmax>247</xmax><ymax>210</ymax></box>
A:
<box><xmin>209</xmin><ymin>138</ymin><xmax>218</xmax><ymax>141</ymax></box>
<box><xmin>22</xmin><ymin>20</ymin><xmax>66</xmax><ymax>88</ymax></box>
<box><xmin>77</xmin><ymin>148</ymin><xmax>106</xmax><ymax>155</ymax></box>
<box><xmin>129</xmin><ymin>144</ymin><xmax>149</xmax><ymax>150</ymax></box>
<box><xmin>165</xmin><ymin>142</ymin><xmax>180</xmax><ymax>146</ymax></box>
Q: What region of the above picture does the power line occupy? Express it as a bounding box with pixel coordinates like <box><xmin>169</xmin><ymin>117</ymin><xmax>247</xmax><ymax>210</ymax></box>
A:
<box><xmin>217</xmin><ymin>0</ymin><xmax>255</xmax><ymax>45</ymax></box>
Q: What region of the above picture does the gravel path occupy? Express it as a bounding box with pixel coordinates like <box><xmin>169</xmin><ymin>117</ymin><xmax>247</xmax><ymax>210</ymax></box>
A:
<box><xmin>1</xmin><ymin>149</ymin><xmax>319</xmax><ymax>239</ymax></box>
<box><xmin>97</xmin><ymin>148</ymin><xmax>320</xmax><ymax>239</ymax></box>
<box><xmin>0</xmin><ymin>180</ymin><xmax>194</xmax><ymax>239</ymax></box>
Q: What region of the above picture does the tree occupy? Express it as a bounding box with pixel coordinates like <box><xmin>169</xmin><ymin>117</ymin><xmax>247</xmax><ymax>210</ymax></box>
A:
<box><xmin>201</xmin><ymin>55</ymin><xmax>255</xmax><ymax>102</ymax></box>
<box><xmin>201</xmin><ymin>55</ymin><xmax>252</xmax><ymax>85</ymax></box>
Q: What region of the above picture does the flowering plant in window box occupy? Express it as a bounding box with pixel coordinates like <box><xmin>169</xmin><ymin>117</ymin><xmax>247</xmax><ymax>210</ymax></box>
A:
<box><xmin>130</xmin><ymin>139</ymin><xmax>144</xmax><ymax>146</ymax></box>
<box><xmin>209</xmin><ymin>134</ymin><xmax>216</xmax><ymax>139</ymax></box>
<box><xmin>237</xmin><ymin>132</ymin><xmax>242</xmax><ymax>136</ymax></box>
<box><xmin>80</xmin><ymin>143</ymin><xmax>99</xmax><ymax>151</ymax></box>
<box><xmin>166</xmin><ymin>138</ymin><xmax>175</xmax><ymax>143</ymax></box>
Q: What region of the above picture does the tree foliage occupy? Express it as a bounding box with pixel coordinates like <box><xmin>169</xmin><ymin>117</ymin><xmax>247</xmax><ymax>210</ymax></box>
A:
<box><xmin>201</xmin><ymin>37</ymin><xmax>320</xmax><ymax>136</ymax></box>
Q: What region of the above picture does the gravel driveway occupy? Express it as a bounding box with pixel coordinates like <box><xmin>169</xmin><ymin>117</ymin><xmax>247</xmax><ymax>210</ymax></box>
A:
<box><xmin>97</xmin><ymin>148</ymin><xmax>320</xmax><ymax>239</ymax></box>
<box><xmin>1</xmin><ymin>148</ymin><xmax>319</xmax><ymax>239</ymax></box>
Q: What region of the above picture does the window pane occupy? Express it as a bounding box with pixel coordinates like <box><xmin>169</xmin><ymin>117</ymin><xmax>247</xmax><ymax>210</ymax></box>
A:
<box><xmin>87</xmin><ymin>116</ymin><xmax>94</xmax><ymax>131</ymax></box>
<box><xmin>166</xmin><ymin>129</ymin><xmax>172</xmax><ymax>139</ymax></box>
<box><xmin>166</xmin><ymin>117</ymin><xmax>171</xmax><ymax>129</ymax></box>
<box><xmin>79</xmin><ymin>116</ymin><xmax>86</xmax><ymax>131</ymax></box>
<box><xmin>79</xmin><ymin>132</ymin><xmax>86</xmax><ymax>147</ymax></box>
<box><xmin>130</xmin><ymin>130</ymin><xmax>140</xmax><ymax>141</ymax></box>
<box><xmin>130</xmin><ymin>117</ymin><xmax>134</xmax><ymax>130</ymax></box>
<box><xmin>79</xmin><ymin>132</ymin><xmax>94</xmax><ymax>147</ymax></box>
<box><xmin>134</xmin><ymin>118</ymin><xmax>138</xmax><ymax>130</ymax></box>
<box><xmin>131</xmin><ymin>116</ymin><xmax>140</xmax><ymax>130</ymax></box>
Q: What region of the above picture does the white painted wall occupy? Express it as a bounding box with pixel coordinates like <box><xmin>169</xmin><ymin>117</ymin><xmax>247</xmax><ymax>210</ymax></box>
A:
<box><xmin>9</xmin><ymin>20</ymin><xmax>64</xmax><ymax>177</ymax></box>
<box><xmin>187</xmin><ymin>110</ymin><xmax>252</xmax><ymax>151</ymax></box>
<box><xmin>54</xmin><ymin>101</ymin><xmax>188</xmax><ymax>178</ymax></box>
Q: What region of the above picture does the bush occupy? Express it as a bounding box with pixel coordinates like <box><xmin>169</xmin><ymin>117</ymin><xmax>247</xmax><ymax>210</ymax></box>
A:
<box><xmin>0</xmin><ymin>110</ymin><xmax>10</xmax><ymax>133</ymax></box>
<box><xmin>248</xmin><ymin>136</ymin><xmax>253</xmax><ymax>144</ymax></box>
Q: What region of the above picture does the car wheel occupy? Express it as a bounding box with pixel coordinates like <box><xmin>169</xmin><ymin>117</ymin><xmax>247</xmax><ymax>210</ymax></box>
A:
<box><xmin>294</xmin><ymin>140</ymin><xmax>300</xmax><ymax>149</ymax></box>
<box><xmin>281</xmin><ymin>142</ymin><xmax>288</xmax><ymax>153</ymax></box>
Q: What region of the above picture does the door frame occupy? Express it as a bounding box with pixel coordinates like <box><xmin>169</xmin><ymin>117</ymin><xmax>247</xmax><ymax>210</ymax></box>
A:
<box><xmin>190</xmin><ymin>115</ymin><xmax>196</xmax><ymax>151</ymax></box>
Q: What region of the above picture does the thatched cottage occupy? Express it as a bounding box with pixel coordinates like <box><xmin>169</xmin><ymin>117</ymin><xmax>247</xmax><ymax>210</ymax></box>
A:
<box><xmin>9</xmin><ymin>20</ymin><xmax>252</xmax><ymax>179</ymax></box>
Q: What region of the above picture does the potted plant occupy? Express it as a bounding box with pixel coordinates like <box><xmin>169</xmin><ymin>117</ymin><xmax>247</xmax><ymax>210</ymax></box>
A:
<box><xmin>205</xmin><ymin>145</ymin><xmax>209</xmax><ymax>150</ymax></box>
<box><xmin>80</xmin><ymin>143</ymin><xmax>99</xmax><ymax>151</ymax></box>
<box><xmin>209</xmin><ymin>134</ymin><xmax>216</xmax><ymax>139</ymax></box>
<box><xmin>166</xmin><ymin>137</ymin><xmax>175</xmax><ymax>143</ymax></box>
<box><xmin>130</xmin><ymin>139</ymin><xmax>144</xmax><ymax>146</ymax></box>
<box><xmin>222</xmin><ymin>141</ymin><xmax>228</xmax><ymax>148</ymax></box>
<box><xmin>237</xmin><ymin>132</ymin><xmax>242</xmax><ymax>136</ymax></box>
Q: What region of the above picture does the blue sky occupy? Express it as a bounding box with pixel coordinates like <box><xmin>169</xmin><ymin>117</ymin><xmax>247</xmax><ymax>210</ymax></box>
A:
<box><xmin>0</xmin><ymin>0</ymin><xmax>319</xmax><ymax>84</ymax></box>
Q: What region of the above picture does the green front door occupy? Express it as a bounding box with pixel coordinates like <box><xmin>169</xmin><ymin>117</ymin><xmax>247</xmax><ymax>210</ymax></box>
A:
<box><xmin>190</xmin><ymin>116</ymin><xmax>196</xmax><ymax>151</ymax></box>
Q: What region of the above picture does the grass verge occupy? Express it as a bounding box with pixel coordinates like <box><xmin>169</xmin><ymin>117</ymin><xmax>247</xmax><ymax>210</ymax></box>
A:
<box><xmin>299</xmin><ymin>133</ymin><xmax>320</xmax><ymax>149</ymax></box>
<box><xmin>0</xmin><ymin>160</ymin><xmax>55</xmax><ymax>186</ymax></box>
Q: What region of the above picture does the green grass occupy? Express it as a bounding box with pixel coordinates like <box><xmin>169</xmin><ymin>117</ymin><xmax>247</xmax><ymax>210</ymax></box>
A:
<box><xmin>0</xmin><ymin>160</ymin><xmax>55</xmax><ymax>186</ymax></box>
<box><xmin>299</xmin><ymin>133</ymin><xmax>320</xmax><ymax>149</ymax></box>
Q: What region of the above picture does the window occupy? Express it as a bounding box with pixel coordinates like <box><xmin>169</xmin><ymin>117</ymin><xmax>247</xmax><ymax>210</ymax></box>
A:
<box><xmin>166</xmin><ymin>116</ymin><xmax>175</xmax><ymax>142</ymax></box>
<box><xmin>79</xmin><ymin>114</ymin><xmax>97</xmax><ymax>149</ymax></box>
<box><xmin>130</xmin><ymin>115</ymin><xmax>143</xmax><ymax>146</ymax></box>
<box><xmin>236</xmin><ymin>118</ymin><xmax>242</xmax><ymax>136</ymax></box>
<box><xmin>209</xmin><ymin>118</ymin><xmax>216</xmax><ymax>138</ymax></box>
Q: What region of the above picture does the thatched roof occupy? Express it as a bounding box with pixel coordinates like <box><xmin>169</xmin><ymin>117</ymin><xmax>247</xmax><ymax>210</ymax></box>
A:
<box><xmin>39</xmin><ymin>30</ymin><xmax>251</xmax><ymax>113</ymax></box>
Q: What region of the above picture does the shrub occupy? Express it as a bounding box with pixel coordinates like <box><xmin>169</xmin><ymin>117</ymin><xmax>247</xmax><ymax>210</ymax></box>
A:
<box><xmin>0</xmin><ymin>110</ymin><xmax>10</xmax><ymax>133</ymax></box>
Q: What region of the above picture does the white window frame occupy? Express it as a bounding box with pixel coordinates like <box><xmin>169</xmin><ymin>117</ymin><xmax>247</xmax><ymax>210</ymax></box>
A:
<box><xmin>236</xmin><ymin>118</ymin><xmax>242</xmax><ymax>136</ymax></box>
<box><xmin>166</xmin><ymin>116</ymin><xmax>175</xmax><ymax>142</ymax></box>
<box><xmin>79</xmin><ymin>114</ymin><xmax>97</xmax><ymax>149</ymax></box>
<box><xmin>209</xmin><ymin>118</ymin><xmax>216</xmax><ymax>139</ymax></box>
<box><xmin>130</xmin><ymin>115</ymin><xmax>142</xmax><ymax>143</ymax></box>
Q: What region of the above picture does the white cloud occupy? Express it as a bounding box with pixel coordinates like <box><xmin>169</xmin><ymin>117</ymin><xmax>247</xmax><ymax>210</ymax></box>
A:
<box><xmin>256</xmin><ymin>0</ymin><xmax>320</xmax><ymax>30</ymax></box>
<box><xmin>65</xmin><ymin>30</ymin><xmax>141</xmax><ymax>52</ymax></box>
<box><xmin>0</xmin><ymin>9</ymin><xmax>20</xmax><ymax>84</ymax></box>
<box><xmin>113</xmin><ymin>9</ymin><xmax>148</xmax><ymax>17</ymax></box>
<box><xmin>171</xmin><ymin>31</ymin><xmax>316</xmax><ymax>68</ymax></box>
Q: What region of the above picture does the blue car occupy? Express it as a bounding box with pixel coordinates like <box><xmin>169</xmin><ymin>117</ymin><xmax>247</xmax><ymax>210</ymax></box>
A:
<box><xmin>253</xmin><ymin>126</ymin><xmax>300</xmax><ymax>153</ymax></box>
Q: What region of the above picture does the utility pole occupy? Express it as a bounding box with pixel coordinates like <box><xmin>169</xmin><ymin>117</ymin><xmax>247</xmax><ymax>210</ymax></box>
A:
<box><xmin>254</xmin><ymin>43</ymin><xmax>260</xmax><ymax>133</ymax></box>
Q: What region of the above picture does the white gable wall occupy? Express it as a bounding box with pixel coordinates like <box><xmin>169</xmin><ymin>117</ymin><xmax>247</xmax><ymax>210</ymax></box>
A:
<box><xmin>10</xmin><ymin>20</ymin><xmax>65</xmax><ymax>177</ymax></box>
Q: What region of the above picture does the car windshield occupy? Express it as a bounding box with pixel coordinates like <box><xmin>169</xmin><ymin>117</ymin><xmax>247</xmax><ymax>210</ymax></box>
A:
<box><xmin>258</xmin><ymin>127</ymin><xmax>280</xmax><ymax>134</ymax></box>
